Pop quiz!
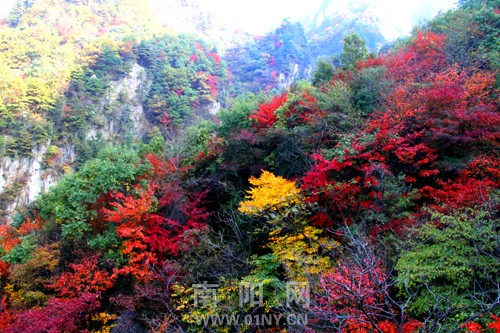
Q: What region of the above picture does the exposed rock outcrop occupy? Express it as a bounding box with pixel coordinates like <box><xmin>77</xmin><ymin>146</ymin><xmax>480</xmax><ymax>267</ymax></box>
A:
<box><xmin>0</xmin><ymin>63</ymin><xmax>151</xmax><ymax>223</ymax></box>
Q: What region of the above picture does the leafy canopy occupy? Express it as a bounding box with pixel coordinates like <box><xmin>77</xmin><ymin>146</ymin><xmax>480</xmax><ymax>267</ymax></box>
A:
<box><xmin>238</xmin><ymin>170</ymin><xmax>300</xmax><ymax>214</ymax></box>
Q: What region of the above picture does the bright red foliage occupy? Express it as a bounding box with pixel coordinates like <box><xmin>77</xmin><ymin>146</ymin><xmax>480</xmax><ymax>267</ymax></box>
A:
<box><xmin>0</xmin><ymin>298</ymin><xmax>12</xmax><ymax>331</ymax></box>
<box><xmin>386</xmin><ymin>31</ymin><xmax>448</xmax><ymax>83</ymax></box>
<box><xmin>313</xmin><ymin>259</ymin><xmax>422</xmax><ymax>332</ymax></box>
<box><xmin>316</xmin><ymin>260</ymin><xmax>387</xmax><ymax>321</ymax></box>
<box><xmin>379</xmin><ymin>320</ymin><xmax>401</xmax><ymax>333</ymax></box>
<box><xmin>145</xmin><ymin>153</ymin><xmax>189</xmax><ymax>179</ymax></box>
<box><xmin>303</xmin><ymin>27</ymin><xmax>499</xmax><ymax>234</ymax></box>
<box><xmin>0</xmin><ymin>260</ymin><xmax>9</xmax><ymax>279</ymax></box>
<box><xmin>159</xmin><ymin>112</ymin><xmax>173</xmax><ymax>126</ymax></box>
<box><xmin>104</xmin><ymin>154</ymin><xmax>208</xmax><ymax>281</ymax></box>
<box><xmin>489</xmin><ymin>315</ymin><xmax>500</xmax><ymax>332</ymax></box>
<box><xmin>104</xmin><ymin>188</ymin><xmax>164</xmax><ymax>281</ymax></box>
<box><xmin>283</xmin><ymin>90</ymin><xmax>325</xmax><ymax>126</ymax></box>
<box><xmin>250</xmin><ymin>93</ymin><xmax>288</xmax><ymax>129</ymax></box>
<box><xmin>402</xmin><ymin>319</ymin><xmax>423</xmax><ymax>333</ymax></box>
<box><xmin>206</xmin><ymin>74</ymin><xmax>219</xmax><ymax>96</ymax></box>
<box><xmin>17</xmin><ymin>216</ymin><xmax>42</xmax><ymax>236</ymax></box>
<box><xmin>421</xmin><ymin>153</ymin><xmax>500</xmax><ymax>211</ymax></box>
<box><xmin>358</xmin><ymin>31</ymin><xmax>447</xmax><ymax>81</ymax></box>
<box><xmin>461</xmin><ymin>321</ymin><xmax>483</xmax><ymax>333</ymax></box>
<box><xmin>455</xmin><ymin>316</ymin><xmax>500</xmax><ymax>333</ymax></box>
<box><xmin>301</xmin><ymin>153</ymin><xmax>389</xmax><ymax>228</ymax></box>
<box><xmin>51</xmin><ymin>255</ymin><xmax>114</xmax><ymax>298</ymax></box>
<box><xmin>422</xmin><ymin>178</ymin><xmax>496</xmax><ymax>211</ymax></box>
<box><xmin>356</xmin><ymin>56</ymin><xmax>386</xmax><ymax>70</ymax></box>
<box><xmin>3</xmin><ymin>293</ymin><xmax>100</xmax><ymax>333</ymax></box>
<box><xmin>208</xmin><ymin>52</ymin><xmax>221</xmax><ymax>65</ymax></box>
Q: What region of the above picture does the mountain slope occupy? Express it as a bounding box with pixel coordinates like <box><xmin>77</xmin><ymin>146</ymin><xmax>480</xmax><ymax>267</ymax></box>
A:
<box><xmin>0</xmin><ymin>1</ymin><xmax>498</xmax><ymax>332</ymax></box>
<box><xmin>0</xmin><ymin>0</ymin><xmax>228</xmax><ymax>221</ymax></box>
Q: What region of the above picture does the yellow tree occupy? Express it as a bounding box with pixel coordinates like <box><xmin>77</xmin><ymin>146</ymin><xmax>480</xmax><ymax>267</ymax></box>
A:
<box><xmin>238</xmin><ymin>170</ymin><xmax>338</xmax><ymax>281</ymax></box>
<box><xmin>269</xmin><ymin>225</ymin><xmax>338</xmax><ymax>281</ymax></box>
<box><xmin>238</xmin><ymin>170</ymin><xmax>300</xmax><ymax>214</ymax></box>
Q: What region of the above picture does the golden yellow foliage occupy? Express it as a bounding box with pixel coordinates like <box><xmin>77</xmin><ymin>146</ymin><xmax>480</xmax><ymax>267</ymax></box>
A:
<box><xmin>171</xmin><ymin>278</ymin><xmax>241</xmax><ymax>333</ymax></box>
<box><xmin>238</xmin><ymin>170</ymin><xmax>300</xmax><ymax>214</ymax></box>
<box><xmin>238</xmin><ymin>171</ymin><xmax>338</xmax><ymax>280</ymax></box>
<box><xmin>269</xmin><ymin>225</ymin><xmax>339</xmax><ymax>281</ymax></box>
<box><xmin>90</xmin><ymin>312</ymin><xmax>117</xmax><ymax>333</ymax></box>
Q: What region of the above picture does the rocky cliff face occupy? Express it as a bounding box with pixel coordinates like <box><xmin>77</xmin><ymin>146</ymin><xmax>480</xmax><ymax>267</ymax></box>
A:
<box><xmin>85</xmin><ymin>63</ymin><xmax>151</xmax><ymax>142</ymax></box>
<box><xmin>0</xmin><ymin>63</ymin><xmax>151</xmax><ymax>223</ymax></box>
<box><xmin>277</xmin><ymin>63</ymin><xmax>313</xmax><ymax>90</ymax></box>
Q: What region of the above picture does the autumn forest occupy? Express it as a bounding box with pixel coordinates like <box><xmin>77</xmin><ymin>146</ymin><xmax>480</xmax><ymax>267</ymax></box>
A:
<box><xmin>0</xmin><ymin>0</ymin><xmax>499</xmax><ymax>332</ymax></box>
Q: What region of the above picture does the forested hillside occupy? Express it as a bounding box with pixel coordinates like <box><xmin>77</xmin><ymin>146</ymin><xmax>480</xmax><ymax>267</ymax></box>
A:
<box><xmin>0</xmin><ymin>0</ymin><xmax>499</xmax><ymax>332</ymax></box>
<box><xmin>0</xmin><ymin>0</ymin><xmax>228</xmax><ymax>220</ymax></box>
<box><xmin>0</xmin><ymin>0</ymin><xmax>388</xmax><ymax>220</ymax></box>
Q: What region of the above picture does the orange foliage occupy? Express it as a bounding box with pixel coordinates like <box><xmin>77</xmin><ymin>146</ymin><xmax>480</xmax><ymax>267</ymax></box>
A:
<box><xmin>0</xmin><ymin>225</ymin><xmax>20</xmax><ymax>252</ymax></box>
<box><xmin>17</xmin><ymin>216</ymin><xmax>42</xmax><ymax>236</ymax></box>
<box><xmin>104</xmin><ymin>154</ymin><xmax>208</xmax><ymax>282</ymax></box>
<box><xmin>105</xmin><ymin>188</ymin><xmax>159</xmax><ymax>282</ymax></box>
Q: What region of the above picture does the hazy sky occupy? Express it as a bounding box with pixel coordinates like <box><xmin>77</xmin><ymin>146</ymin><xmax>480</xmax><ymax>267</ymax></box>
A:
<box><xmin>0</xmin><ymin>0</ymin><xmax>17</xmax><ymax>19</ymax></box>
<box><xmin>194</xmin><ymin>0</ymin><xmax>457</xmax><ymax>38</ymax></box>
<box><xmin>0</xmin><ymin>0</ymin><xmax>458</xmax><ymax>39</ymax></box>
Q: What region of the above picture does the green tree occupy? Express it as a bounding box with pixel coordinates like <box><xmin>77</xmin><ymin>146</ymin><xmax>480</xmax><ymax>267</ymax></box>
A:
<box><xmin>37</xmin><ymin>146</ymin><xmax>147</xmax><ymax>242</ymax></box>
<box><xmin>339</xmin><ymin>33</ymin><xmax>369</xmax><ymax>71</ymax></box>
<box><xmin>395</xmin><ymin>195</ymin><xmax>500</xmax><ymax>329</ymax></box>
<box><xmin>312</xmin><ymin>58</ymin><xmax>334</xmax><ymax>86</ymax></box>
<box><xmin>351</xmin><ymin>66</ymin><xmax>390</xmax><ymax>114</ymax></box>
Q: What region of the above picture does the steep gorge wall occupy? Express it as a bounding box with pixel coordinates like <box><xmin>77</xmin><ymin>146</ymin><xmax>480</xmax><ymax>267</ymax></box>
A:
<box><xmin>0</xmin><ymin>63</ymin><xmax>151</xmax><ymax>223</ymax></box>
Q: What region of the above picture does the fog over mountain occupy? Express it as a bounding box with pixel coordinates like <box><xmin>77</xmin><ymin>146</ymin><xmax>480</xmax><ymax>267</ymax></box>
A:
<box><xmin>301</xmin><ymin>0</ymin><xmax>457</xmax><ymax>40</ymax></box>
<box><xmin>1</xmin><ymin>0</ymin><xmax>457</xmax><ymax>41</ymax></box>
